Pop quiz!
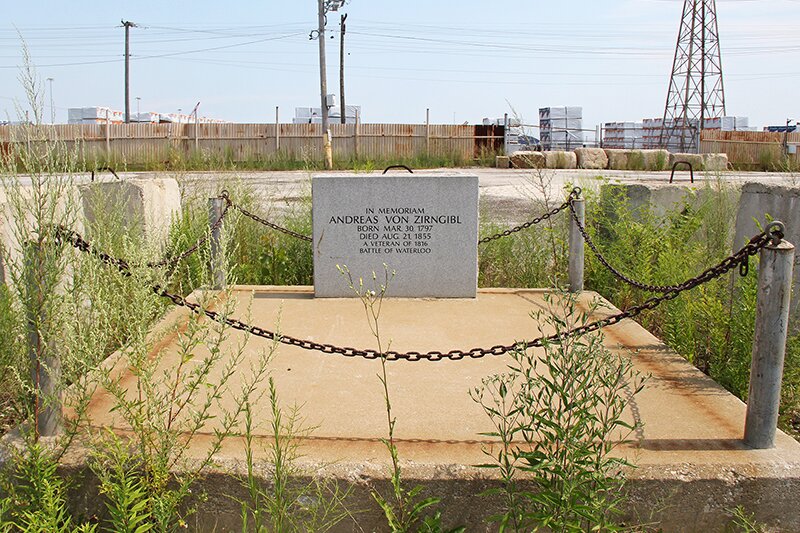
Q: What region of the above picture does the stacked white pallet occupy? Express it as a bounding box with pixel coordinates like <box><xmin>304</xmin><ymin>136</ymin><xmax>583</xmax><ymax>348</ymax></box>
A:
<box><xmin>294</xmin><ymin>106</ymin><xmax>361</xmax><ymax>124</ymax></box>
<box><xmin>539</xmin><ymin>106</ymin><xmax>582</xmax><ymax>121</ymax></box>
<box><xmin>703</xmin><ymin>116</ymin><xmax>749</xmax><ymax>131</ymax></box>
<box><xmin>603</xmin><ymin>122</ymin><xmax>644</xmax><ymax>149</ymax></box>
<box><xmin>642</xmin><ymin>117</ymin><xmax>700</xmax><ymax>150</ymax></box>
<box><xmin>132</xmin><ymin>112</ymin><xmax>160</xmax><ymax>123</ymax></box>
<box><xmin>539</xmin><ymin>106</ymin><xmax>582</xmax><ymax>151</ymax></box>
<box><xmin>67</xmin><ymin>107</ymin><xmax>124</xmax><ymax>124</ymax></box>
<box><xmin>642</xmin><ymin>118</ymin><xmax>663</xmax><ymax>148</ymax></box>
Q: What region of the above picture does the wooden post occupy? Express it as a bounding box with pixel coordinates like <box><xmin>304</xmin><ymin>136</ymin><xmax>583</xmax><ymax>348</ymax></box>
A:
<box><xmin>209</xmin><ymin>198</ymin><xmax>225</xmax><ymax>290</ymax></box>
<box><xmin>324</xmin><ymin>128</ymin><xmax>333</xmax><ymax>169</ymax></box>
<box><xmin>105</xmin><ymin>109</ymin><xmax>111</xmax><ymax>155</ymax></box>
<box><xmin>25</xmin><ymin>241</ymin><xmax>60</xmax><ymax>437</ymax></box>
<box><xmin>275</xmin><ymin>106</ymin><xmax>280</xmax><ymax>152</ymax></box>
<box><xmin>425</xmin><ymin>108</ymin><xmax>431</xmax><ymax>155</ymax></box>
<box><xmin>194</xmin><ymin>113</ymin><xmax>199</xmax><ymax>153</ymax></box>
<box><xmin>744</xmin><ymin>231</ymin><xmax>794</xmax><ymax>449</ymax></box>
<box><xmin>354</xmin><ymin>111</ymin><xmax>360</xmax><ymax>160</ymax></box>
<box><xmin>568</xmin><ymin>195</ymin><xmax>585</xmax><ymax>293</ymax></box>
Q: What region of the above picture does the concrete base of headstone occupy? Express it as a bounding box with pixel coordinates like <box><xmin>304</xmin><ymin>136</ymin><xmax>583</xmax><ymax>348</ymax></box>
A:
<box><xmin>544</xmin><ymin>150</ymin><xmax>577</xmax><ymax>169</ymax></box>
<box><xmin>495</xmin><ymin>155</ymin><xmax>510</xmax><ymax>168</ymax></box>
<box><xmin>65</xmin><ymin>285</ymin><xmax>800</xmax><ymax>532</ymax></box>
<box><xmin>669</xmin><ymin>152</ymin><xmax>705</xmax><ymax>171</ymax></box>
<box><xmin>575</xmin><ymin>147</ymin><xmax>609</xmax><ymax>170</ymax></box>
<box><xmin>312</xmin><ymin>173</ymin><xmax>479</xmax><ymax>298</ymax></box>
<box><xmin>79</xmin><ymin>178</ymin><xmax>180</xmax><ymax>246</ymax></box>
<box><xmin>510</xmin><ymin>151</ymin><xmax>545</xmax><ymax>169</ymax></box>
<box><xmin>734</xmin><ymin>182</ymin><xmax>800</xmax><ymax>326</ymax></box>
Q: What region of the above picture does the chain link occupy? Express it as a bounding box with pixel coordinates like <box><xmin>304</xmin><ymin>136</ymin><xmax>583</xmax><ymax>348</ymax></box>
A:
<box><xmin>58</xmin><ymin>223</ymin><xmax>779</xmax><ymax>362</ymax></box>
<box><xmin>478</xmin><ymin>188</ymin><xmax>580</xmax><ymax>245</ymax></box>
<box><xmin>223</xmin><ymin>191</ymin><xmax>313</xmax><ymax>243</ymax></box>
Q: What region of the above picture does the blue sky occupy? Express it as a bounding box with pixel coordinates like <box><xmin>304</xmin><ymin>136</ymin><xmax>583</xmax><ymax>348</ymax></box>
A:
<box><xmin>1</xmin><ymin>0</ymin><xmax>799</xmax><ymax>130</ymax></box>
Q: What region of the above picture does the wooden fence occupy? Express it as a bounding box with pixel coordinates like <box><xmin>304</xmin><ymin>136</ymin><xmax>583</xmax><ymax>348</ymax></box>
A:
<box><xmin>0</xmin><ymin>123</ymin><xmax>505</xmax><ymax>166</ymax></box>
<box><xmin>701</xmin><ymin>129</ymin><xmax>800</xmax><ymax>170</ymax></box>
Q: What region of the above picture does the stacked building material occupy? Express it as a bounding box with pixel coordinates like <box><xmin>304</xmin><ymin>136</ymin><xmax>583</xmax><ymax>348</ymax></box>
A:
<box><xmin>539</xmin><ymin>106</ymin><xmax>583</xmax><ymax>151</ymax></box>
<box><xmin>67</xmin><ymin>107</ymin><xmax>124</xmax><ymax>124</ymax></box>
<box><xmin>602</xmin><ymin>122</ymin><xmax>644</xmax><ymax>149</ymax></box>
<box><xmin>68</xmin><ymin>107</ymin><xmax>226</xmax><ymax>124</ymax></box>
<box><xmin>704</xmin><ymin>116</ymin><xmax>749</xmax><ymax>131</ymax></box>
<box><xmin>293</xmin><ymin>106</ymin><xmax>361</xmax><ymax>124</ymax></box>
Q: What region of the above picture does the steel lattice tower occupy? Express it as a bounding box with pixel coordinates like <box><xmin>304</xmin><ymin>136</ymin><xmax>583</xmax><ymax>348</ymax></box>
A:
<box><xmin>659</xmin><ymin>0</ymin><xmax>726</xmax><ymax>153</ymax></box>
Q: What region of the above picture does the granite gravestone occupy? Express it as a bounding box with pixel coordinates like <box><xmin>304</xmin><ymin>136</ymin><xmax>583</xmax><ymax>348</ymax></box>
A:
<box><xmin>312</xmin><ymin>173</ymin><xmax>479</xmax><ymax>298</ymax></box>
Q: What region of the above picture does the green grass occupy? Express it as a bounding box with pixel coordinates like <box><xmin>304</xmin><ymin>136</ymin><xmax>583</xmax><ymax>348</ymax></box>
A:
<box><xmin>35</xmin><ymin>149</ymin><xmax>498</xmax><ymax>174</ymax></box>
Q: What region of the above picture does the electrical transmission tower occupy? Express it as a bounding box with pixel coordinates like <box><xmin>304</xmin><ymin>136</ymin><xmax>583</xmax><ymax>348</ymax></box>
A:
<box><xmin>659</xmin><ymin>0</ymin><xmax>726</xmax><ymax>153</ymax></box>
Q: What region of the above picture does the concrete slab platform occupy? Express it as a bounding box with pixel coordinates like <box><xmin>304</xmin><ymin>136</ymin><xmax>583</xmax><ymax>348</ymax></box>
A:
<box><xmin>80</xmin><ymin>286</ymin><xmax>800</xmax><ymax>531</ymax></box>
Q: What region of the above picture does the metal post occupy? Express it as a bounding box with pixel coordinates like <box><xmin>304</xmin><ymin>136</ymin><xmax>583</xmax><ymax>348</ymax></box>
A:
<box><xmin>25</xmin><ymin>241</ymin><xmax>60</xmax><ymax>437</ymax></box>
<box><xmin>209</xmin><ymin>198</ymin><xmax>225</xmax><ymax>290</ymax></box>
<box><xmin>568</xmin><ymin>195</ymin><xmax>585</xmax><ymax>293</ymax></box>
<box><xmin>744</xmin><ymin>232</ymin><xmax>794</xmax><ymax>449</ymax></box>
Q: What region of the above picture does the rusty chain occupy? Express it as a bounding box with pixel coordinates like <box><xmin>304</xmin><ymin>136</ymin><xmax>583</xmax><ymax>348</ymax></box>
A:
<box><xmin>478</xmin><ymin>188</ymin><xmax>580</xmax><ymax>245</ymax></box>
<box><xmin>148</xmin><ymin>198</ymin><xmax>232</xmax><ymax>269</ymax></box>
<box><xmin>222</xmin><ymin>191</ymin><xmax>313</xmax><ymax>243</ymax></box>
<box><xmin>218</xmin><ymin>189</ymin><xmax>581</xmax><ymax>247</ymax></box>
<box><xmin>566</xmin><ymin>200</ymin><xmax>784</xmax><ymax>294</ymax></box>
<box><xmin>56</xmin><ymin>222</ymin><xmax>782</xmax><ymax>362</ymax></box>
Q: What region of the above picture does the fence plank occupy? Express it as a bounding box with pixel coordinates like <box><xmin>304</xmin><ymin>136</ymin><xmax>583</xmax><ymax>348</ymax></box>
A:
<box><xmin>0</xmin><ymin>123</ymin><xmax>503</xmax><ymax>166</ymax></box>
<box><xmin>701</xmin><ymin>130</ymin><xmax>800</xmax><ymax>169</ymax></box>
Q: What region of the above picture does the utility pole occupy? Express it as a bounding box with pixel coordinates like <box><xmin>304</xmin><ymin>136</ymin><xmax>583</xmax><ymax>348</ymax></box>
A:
<box><xmin>122</xmin><ymin>20</ymin><xmax>137</xmax><ymax>124</ymax></box>
<box><xmin>339</xmin><ymin>13</ymin><xmax>348</xmax><ymax>124</ymax></box>
<box><xmin>316</xmin><ymin>1</ymin><xmax>330</xmax><ymax>144</ymax></box>
<box><xmin>314</xmin><ymin>0</ymin><xmax>344</xmax><ymax>169</ymax></box>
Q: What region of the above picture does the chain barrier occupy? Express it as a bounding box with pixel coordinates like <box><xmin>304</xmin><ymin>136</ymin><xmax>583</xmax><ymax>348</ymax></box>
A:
<box><xmin>478</xmin><ymin>188</ymin><xmax>580</xmax><ymax>245</ymax></box>
<box><xmin>152</xmin><ymin>188</ymin><xmax>581</xmax><ymax>250</ymax></box>
<box><xmin>222</xmin><ymin>191</ymin><xmax>313</xmax><ymax>243</ymax></box>
<box><xmin>569</xmin><ymin>199</ymin><xmax>708</xmax><ymax>293</ymax></box>
<box><xmin>56</xmin><ymin>223</ymin><xmax>782</xmax><ymax>362</ymax></box>
<box><xmin>148</xmin><ymin>199</ymin><xmax>232</xmax><ymax>269</ymax></box>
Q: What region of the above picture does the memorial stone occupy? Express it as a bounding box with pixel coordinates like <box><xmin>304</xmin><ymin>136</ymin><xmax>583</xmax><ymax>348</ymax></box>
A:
<box><xmin>312</xmin><ymin>173</ymin><xmax>479</xmax><ymax>298</ymax></box>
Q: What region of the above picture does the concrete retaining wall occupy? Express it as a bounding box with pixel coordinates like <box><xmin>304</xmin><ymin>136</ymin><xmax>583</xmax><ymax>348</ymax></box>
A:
<box><xmin>1</xmin><ymin>177</ymin><xmax>180</xmax><ymax>288</ymax></box>
<box><xmin>734</xmin><ymin>182</ymin><xmax>800</xmax><ymax>323</ymax></box>
<box><xmin>598</xmin><ymin>182</ymin><xmax>736</xmax><ymax>222</ymax></box>
<box><xmin>79</xmin><ymin>178</ymin><xmax>180</xmax><ymax>246</ymax></box>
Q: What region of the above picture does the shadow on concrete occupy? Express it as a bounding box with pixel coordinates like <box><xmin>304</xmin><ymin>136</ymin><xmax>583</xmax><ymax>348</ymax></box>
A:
<box><xmin>637</xmin><ymin>438</ymin><xmax>748</xmax><ymax>451</ymax></box>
